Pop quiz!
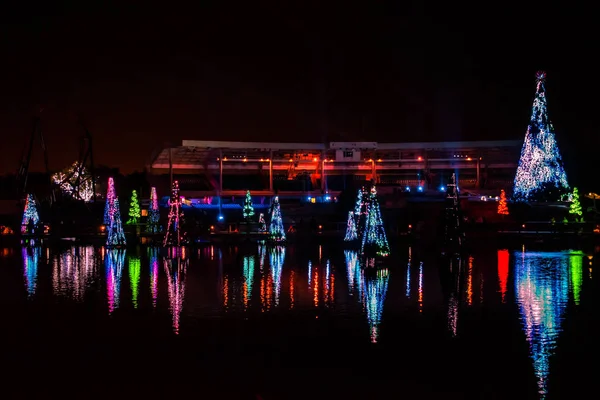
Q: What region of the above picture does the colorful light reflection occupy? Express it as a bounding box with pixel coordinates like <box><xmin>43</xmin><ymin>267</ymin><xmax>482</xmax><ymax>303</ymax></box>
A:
<box><xmin>149</xmin><ymin>248</ymin><xmax>159</xmax><ymax>308</ymax></box>
<box><xmin>164</xmin><ymin>257</ymin><xmax>187</xmax><ymax>335</ymax></box>
<box><xmin>363</xmin><ymin>268</ymin><xmax>389</xmax><ymax>343</ymax></box>
<box><xmin>515</xmin><ymin>251</ymin><xmax>573</xmax><ymax>399</ymax></box>
<box><xmin>129</xmin><ymin>257</ymin><xmax>141</xmax><ymax>308</ymax></box>
<box><xmin>22</xmin><ymin>246</ymin><xmax>41</xmax><ymax>297</ymax></box>
<box><xmin>497</xmin><ymin>249</ymin><xmax>509</xmax><ymax>302</ymax></box>
<box><xmin>105</xmin><ymin>249</ymin><xmax>126</xmax><ymax>314</ymax></box>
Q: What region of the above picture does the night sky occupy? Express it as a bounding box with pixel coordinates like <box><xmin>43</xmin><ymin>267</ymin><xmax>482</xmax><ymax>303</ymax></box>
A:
<box><xmin>0</xmin><ymin>3</ymin><xmax>596</xmax><ymax>186</ymax></box>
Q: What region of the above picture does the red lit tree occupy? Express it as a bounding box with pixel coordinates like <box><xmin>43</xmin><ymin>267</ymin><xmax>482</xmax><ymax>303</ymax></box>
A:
<box><xmin>498</xmin><ymin>189</ymin><xmax>509</xmax><ymax>216</ymax></box>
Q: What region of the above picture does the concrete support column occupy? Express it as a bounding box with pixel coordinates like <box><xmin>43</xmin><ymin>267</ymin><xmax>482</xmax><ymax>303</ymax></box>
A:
<box><xmin>321</xmin><ymin>151</ymin><xmax>326</xmax><ymax>193</ymax></box>
<box><xmin>269</xmin><ymin>150</ymin><xmax>273</xmax><ymax>193</ymax></box>
<box><xmin>168</xmin><ymin>147</ymin><xmax>173</xmax><ymax>189</ymax></box>
<box><xmin>476</xmin><ymin>158</ymin><xmax>480</xmax><ymax>188</ymax></box>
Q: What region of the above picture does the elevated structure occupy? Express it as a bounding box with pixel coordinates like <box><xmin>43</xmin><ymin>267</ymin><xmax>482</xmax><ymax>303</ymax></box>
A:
<box><xmin>148</xmin><ymin>140</ymin><xmax>521</xmax><ymax>201</ymax></box>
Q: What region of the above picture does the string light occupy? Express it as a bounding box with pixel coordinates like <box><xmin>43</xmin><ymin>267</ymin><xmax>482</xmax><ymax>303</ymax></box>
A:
<box><xmin>52</xmin><ymin>161</ymin><xmax>96</xmax><ymax>202</ymax></box>
<box><xmin>243</xmin><ymin>190</ymin><xmax>255</xmax><ymax>220</ymax></box>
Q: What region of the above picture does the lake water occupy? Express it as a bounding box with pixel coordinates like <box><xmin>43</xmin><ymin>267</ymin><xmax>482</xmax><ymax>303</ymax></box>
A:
<box><xmin>1</xmin><ymin>242</ymin><xmax>596</xmax><ymax>399</ymax></box>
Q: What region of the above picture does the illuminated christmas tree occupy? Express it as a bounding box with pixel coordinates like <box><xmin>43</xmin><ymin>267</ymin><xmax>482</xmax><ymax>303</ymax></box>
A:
<box><xmin>513</xmin><ymin>71</ymin><xmax>569</xmax><ymax>202</ymax></box>
<box><xmin>243</xmin><ymin>190</ymin><xmax>255</xmax><ymax>220</ymax></box>
<box><xmin>569</xmin><ymin>187</ymin><xmax>582</xmax><ymax>220</ymax></box>
<box><xmin>498</xmin><ymin>189</ymin><xmax>509</xmax><ymax>216</ymax></box>
<box><xmin>269</xmin><ymin>196</ymin><xmax>286</xmax><ymax>242</ymax></box>
<box><xmin>344</xmin><ymin>211</ymin><xmax>358</xmax><ymax>241</ymax></box>
<box><xmin>21</xmin><ymin>194</ymin><xmax>40</xmax><ymax>234</ymax></box>
<box><xmin>163</xmin><ymin>181</ymin><xmax>184</xmax><ymax>247</ymax></box>
<box><xmin>107</xmin><ymin>197</ymin><xmax>126</xmax><ymax>247</ymax></box>
<box><xmin>147</xmin><ymin>187</ymin><xmax>161</xmax><ymax>233</ymax></box>
<box><xmin>127</xmin><ymin>190</ymin><xmax>141</xmax><ymax>225</ymax></box>
<box><xmin>103</xmin><ymin>177</ymin><xmax>116</xmax><ymax>225</ymax></box>
<box><xmin>258</xmin><ymin>213</ymin><xmax>267</xmax><ymax>232</ymax></box>
<box><xmin>361</xmin><ymin>185</ymin><xmax>390</xmax><ymax>256</ymax></box>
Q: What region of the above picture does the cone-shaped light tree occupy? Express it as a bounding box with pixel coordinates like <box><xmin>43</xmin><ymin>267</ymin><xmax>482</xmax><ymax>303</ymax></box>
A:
<box><xmin>147</xmin><ymin>187</ymin><xmax>161</xmax><ymax>233</ymax></box>
<box><xmin>104</xmin><ymin>177</ymin><xmax>116</xmax><ymax>225</ymax></box>
<box><xmin>513</xmin><ymin>71</ymin><xmax>569</xmax><ymax>202</ymax></box>
<box><xmin>21</xmin><ymin>194</ymin><xmax>40</xmax><ymax>234</ymax></box>
<box><xmin>243</xmin><ymin>190</ymin><xmax>255</xmax><ymax>220</ymax></box>
<box><xmin>107</xmin><ymin>197</ymin><xmax>126</xmax><ymax>247</ymax></box>
<box><xmin>269</xmin><ymin>196</ymin><xmax>286</xmax><ymax>242</ymax></box>
<box><xmin>344</xmin><ymin>211</ymin><xmax>358</xmax><ymax>241</ymax></box>
<box><xmin>127</xmin><ymin>190</ymin><xmax>141</xmax><ymax>225</ymax></box>
<box><xmin>498</xmin><ymin>189</ymin><xmax>509</xmax><ymax>216</ymax></box>
<box><xmin>361</xmin><ymin>185</ymin><xmax>390</xmax><ymax>256</ymax></box>
<box><xmin>569</xmin><ymin>187</ymin><xmax>582</xmax><ymax>220</ymax></box>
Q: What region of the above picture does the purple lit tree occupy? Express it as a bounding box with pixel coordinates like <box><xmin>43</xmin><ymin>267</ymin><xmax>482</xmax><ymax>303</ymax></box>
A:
<box><xmin>104</xmin><ymin>177</ymin><xmax>116</xmax><ymax>225</ymax></box>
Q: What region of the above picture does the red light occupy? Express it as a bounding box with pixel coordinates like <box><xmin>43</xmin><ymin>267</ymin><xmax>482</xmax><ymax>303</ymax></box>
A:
<box><xmin>408</xmin><ymin>224</ymin><xmax>412</xmax><ymax>229</ymax></box>
<box><xmin>417</xmin><ymin>156</ymin><xmax>422</xmax><ymax>161</ymax></box>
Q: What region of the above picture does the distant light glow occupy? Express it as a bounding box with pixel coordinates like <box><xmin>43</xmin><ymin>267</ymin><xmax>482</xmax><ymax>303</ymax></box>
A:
<box><xmin>417</xmin><ymin>186</ymin><xmax>423</xmax><ymax>192</ymax></box>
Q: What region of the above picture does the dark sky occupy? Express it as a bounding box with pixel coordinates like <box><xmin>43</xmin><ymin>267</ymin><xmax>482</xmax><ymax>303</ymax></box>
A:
<box><xmin>0</xmin><ymin>3</ymin><xmax>596</xmax><ymax>184</ymax></box>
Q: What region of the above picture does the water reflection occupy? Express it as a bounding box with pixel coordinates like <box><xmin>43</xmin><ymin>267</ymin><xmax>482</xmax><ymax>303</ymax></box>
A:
<box><xmin>243</xmin><ymin>255</ymin><xmax>255</xmax><ymax>310</ymax></box>
<box><xmin>497</xmin><ymin>249</ymin><xmax>509</xmax><ymax>302</ymax></box>
<box><xmin>129</xmin><ymin>257</ymin><xmax>141</xmax><ymax>308</ymax></box>
<box><xmin>53</xmin><ymin>246</ymin><xmax>96</xmax><ymax>301</ymax></box>
<box><xmin>270</xmin><ymin>247</ymin><xmax>285</xmax><ymax>307</ymax></box>
<box><xmin>308</xmin><ymin>256</ymin><xmax>335</xmax><ymax>309</ymax></box>
<box><xmin>364</xmin><ymin>267</ymin><xmax>389</xmax><ymax>343</ymax></box>
<box><xmin>441</xmin><ymin>256</ymin><xmax>464</xmax><ymax>338</ymax></box>
<box><xmin>258</xmin><ymin>246</ymin><xmax>286</xmax><ymax>311</ymax></box>
<box><xmin>515</xmin><ymin>250</ymin><xmax>584</xmax><ymax>399</ymax></box>
<box><xmin>164</xmin><ymin>257</ymin><xmax>187</xmax><ymax>334</ymax></box>
<box><xmin>105</xmin><ymin>249</ymin><xmax>126</xmax><ymax>314</ymax></box>
<box><xmin>22</xmin><ymin>246</ymin><xmax>41</xmax><ymax>297</ymax></box>
<box><xmin>149</xmin><ymin>248</ymin><xmax>159</xmax><ymax>308</ymax></box>
<box><xmin>345</xmin><ymin>250</ymin><xmax>363</xmax><ymax>299</ymax></box>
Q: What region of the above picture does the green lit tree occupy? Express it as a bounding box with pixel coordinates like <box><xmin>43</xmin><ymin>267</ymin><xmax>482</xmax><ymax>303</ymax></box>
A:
<box><xmin>127</xmin><ymin>190</ymin><xmax>141</xmax><ymax>225</ymax></box>
<box><xmin>243</xmin><ymin>190</ymin><xmax>255</xmax><ymax>221</ymax></box>
<box><xmin>569</xmin><ymin>187</ymin><xmax>583</xmax><ymax>221</ymax></box>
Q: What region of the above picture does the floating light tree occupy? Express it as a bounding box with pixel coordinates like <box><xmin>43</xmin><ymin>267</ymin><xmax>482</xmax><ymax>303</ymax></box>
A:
<box><xmin>269</xmin><ymin>196</ymin><xmax>286</xmax><ymax>243</ymax></box>
<box><xmin>106</xmin><ymin>197</ymin><xmax>126</xmax><ymax>247</ymax></box>
<box><xmin>243</xmin><ymin>190</ymin><xmax>255</xmax><ymax>220</ymax></box>
<box><xmin>360</xmin><ymin>185</ymin><xmax>390</xmax><ymax>257</ymax></box>
<box><xmin>497</xmin><ymin>189</ymin><xmax>509</xmax><ymax>216</ymax></box>
<box><xmin>21</xmin><ymin>193</ymin><xmax>40</xmax><ymax>234</ymax></box>
<box><xmin>103</xmin><ymin>177</ymin><xmax>116</xmax><ymax>225</ymax></box>
<box><xmin>127</xmin><ymin>190</ymin><xmax>141</xmax><ymax>225</ymax></box>
<box><xmin>147</xmin><ymin>187</ymin><xmax>161</xmax><ymax>233</ymax></box>
<box><xmin>163</xmin><ymin>181</ymin><xmax>184</xmax><ymax>247</ymax></box>
<box><xmin>513</xmin><ymin>71</ymin><xmax>569</xmax><ymax>202</ymax></box>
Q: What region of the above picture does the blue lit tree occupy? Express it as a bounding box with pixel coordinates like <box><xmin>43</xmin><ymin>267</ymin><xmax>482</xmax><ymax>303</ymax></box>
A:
<box><xmin>344</xmin><ymin>211</ymin><xmax>358</xmax><ymax>241</ymax></box>
<box><xmin>21</xmin><ymin>194</ymin><xmax>40</xmax><ymax>234</ymax></box>
<box><xmin>513</xmin><ymin>71</ymin><xmax>569</xmax><ymax>202</ymax></box>
<box><xmin>361</xmin><ymin>185</ymin><xmax>390</xmax><ymax>256</ymax></box>
<box><xmin>269</xmin><ymin>196</ymin><xmax>286</xmax><ymax>242</ymax></box>
<box><xmin>107</xmin><ymin>196</ymin><xmax>126</xmax><ymax>247</ymax></box>
<box><xmin>147</xmin><ymin>187</ymin><xmax>161</xmax><ymax>233</ymax></box>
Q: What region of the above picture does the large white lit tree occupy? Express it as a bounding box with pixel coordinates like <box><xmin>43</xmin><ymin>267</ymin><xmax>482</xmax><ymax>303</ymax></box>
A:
<box><xmin>513</xmin><ymin>71</ymin><xmax>569</xmax><ymax>202</ymax></box>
